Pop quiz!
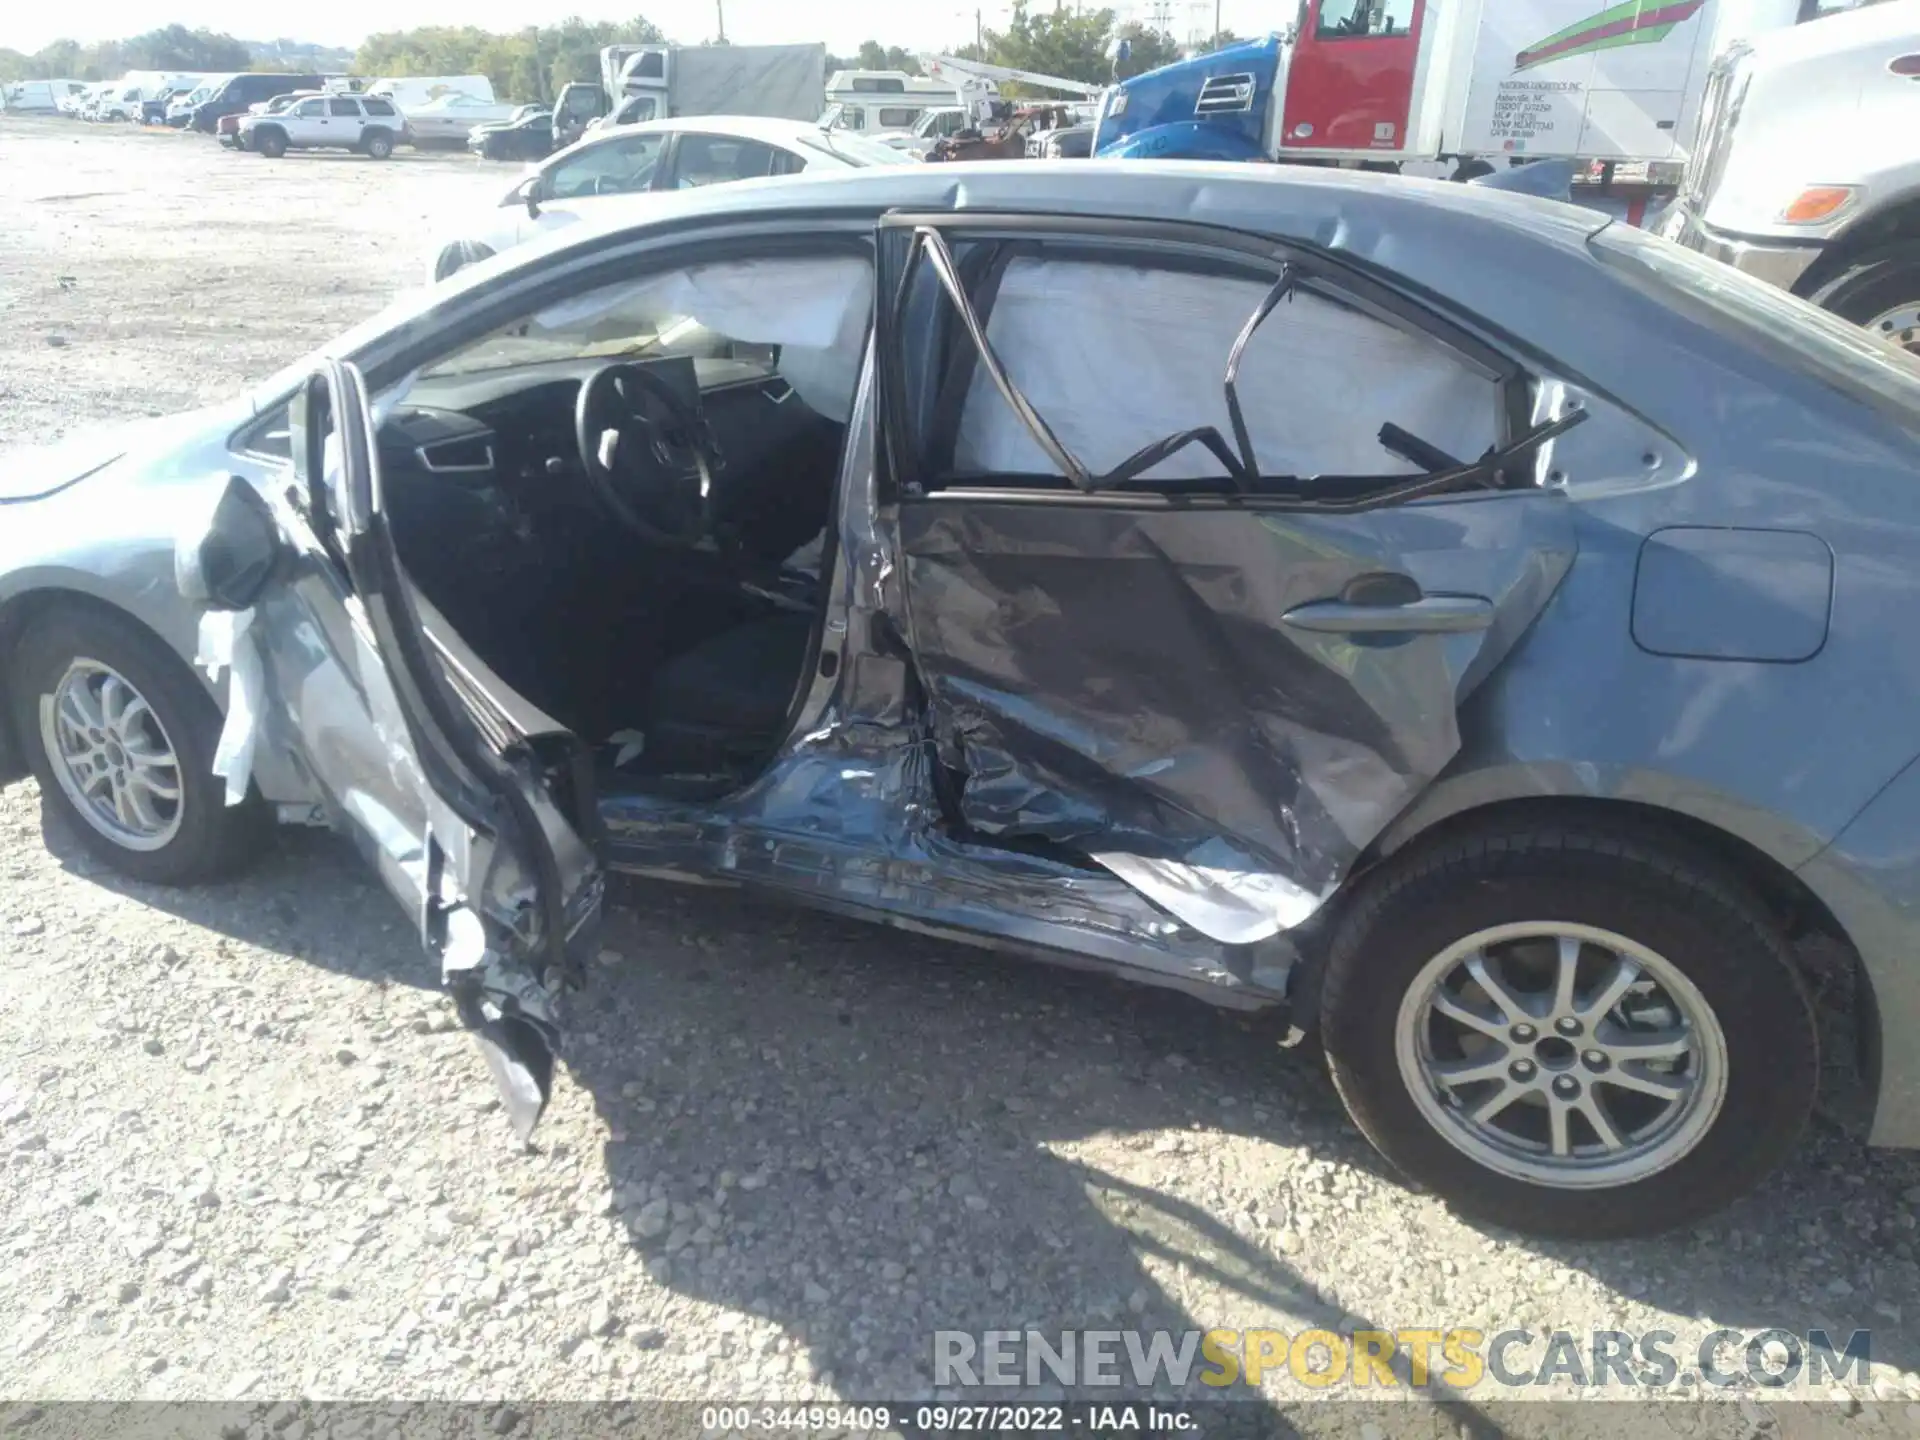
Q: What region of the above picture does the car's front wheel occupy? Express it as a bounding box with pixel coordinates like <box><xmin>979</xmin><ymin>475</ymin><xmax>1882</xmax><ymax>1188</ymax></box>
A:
<box><xmin>8</xmin><ymin>607</ymin><xmax>266</xmax><ymax>885</ymax></box>
<box><xmin>433</xmin><ymin>239</ymin><xmax>494</xmax><ymax>282</ymax></box>
<box><xmin>254</xmin><ymin>128</ymin><xmax>286</xmax><ymax>159</ymax></box>
<box><xmin>1320</xmin><ymin>820</ymin><xmax>1817</xmax><ymax>1239</ymax></box>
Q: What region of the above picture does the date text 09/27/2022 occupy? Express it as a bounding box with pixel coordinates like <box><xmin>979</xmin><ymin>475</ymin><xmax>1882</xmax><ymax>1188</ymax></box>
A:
<box><xmin>701</xmin><ymin>1406</ymin><xmax>1199</xmax><ymax>1434</ymax></box>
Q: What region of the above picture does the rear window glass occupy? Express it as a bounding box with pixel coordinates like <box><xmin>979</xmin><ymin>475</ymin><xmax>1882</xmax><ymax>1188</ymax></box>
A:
<box><xmin>1591</xmin><ymin>223</ymin><xmax>1920</xmax><ymax>420</ymax></box>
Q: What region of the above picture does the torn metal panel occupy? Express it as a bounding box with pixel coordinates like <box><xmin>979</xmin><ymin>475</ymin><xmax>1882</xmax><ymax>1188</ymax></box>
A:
<box><xmin>1090</xmin><ymin>845</ymin><xmax>1327</xmax><ymax>946</ymax></box>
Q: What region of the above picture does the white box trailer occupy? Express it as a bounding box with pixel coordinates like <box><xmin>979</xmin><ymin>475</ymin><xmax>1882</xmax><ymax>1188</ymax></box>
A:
<box><xmin>1442</xmin><ymin>0</ymin><xmax>1804</xmax><ymax>162</ymax></box>
<box><xmin>553</xmin><ymin>43</ymin><xmax>827</xmax><ymax>147</ymax></box>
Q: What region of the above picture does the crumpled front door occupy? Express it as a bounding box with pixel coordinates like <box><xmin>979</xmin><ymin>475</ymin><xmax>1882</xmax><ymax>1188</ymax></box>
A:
<box><xmin>178</xmin><ymin>359</ymin><xmax>604</xmax><ymax>1138</ymax></box>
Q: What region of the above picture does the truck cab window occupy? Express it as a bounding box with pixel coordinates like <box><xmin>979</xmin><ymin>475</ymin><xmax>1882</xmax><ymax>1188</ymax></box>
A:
<box><xmin>1316</xmin><ymin>0</ymin><xmax>1414</xmax><ymax>38</ymax></box>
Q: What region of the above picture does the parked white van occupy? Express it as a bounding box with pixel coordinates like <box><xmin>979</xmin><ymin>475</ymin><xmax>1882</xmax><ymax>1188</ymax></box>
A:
<box><xmin>4</xmin><ymin>80</ymin><xmax>88</xmax><ymax>113</ymax></box>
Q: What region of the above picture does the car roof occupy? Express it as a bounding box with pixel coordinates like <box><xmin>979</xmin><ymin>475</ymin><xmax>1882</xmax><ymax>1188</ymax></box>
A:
<box><xmin>522</xmin><ymin>158</ymin><xmax>1609</xmax><ymax>270</ymax></box>
<box><xmin>319</xmin><ymin>161</ymin><xmax>1619</xmax><ymax>415</ymax></box>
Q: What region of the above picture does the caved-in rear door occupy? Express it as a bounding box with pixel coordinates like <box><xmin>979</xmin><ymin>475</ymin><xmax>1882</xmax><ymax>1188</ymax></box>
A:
<box><xmin>875</xmin><ymin>214</ymin><xmax>1577</xmax><ymax>941</ymax></box>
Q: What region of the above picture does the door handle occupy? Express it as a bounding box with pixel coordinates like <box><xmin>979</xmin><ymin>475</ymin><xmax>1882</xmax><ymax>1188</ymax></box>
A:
<box><xmin>1281</xmin><ymin>595</ymin><xmax>1494</xmax><ymax>635</ymax></box>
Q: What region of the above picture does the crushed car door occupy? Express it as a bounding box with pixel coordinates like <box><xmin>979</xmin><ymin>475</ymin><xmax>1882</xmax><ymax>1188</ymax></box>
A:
<box><xmin>178</xmin><ymin>359</ymin><xmax>604</xmax><ymax>1138</ymax></box>
<box><xmin>874</xmin><ymin>214</ymin><xmax>1578</xmax><ymax>942</ymax></box>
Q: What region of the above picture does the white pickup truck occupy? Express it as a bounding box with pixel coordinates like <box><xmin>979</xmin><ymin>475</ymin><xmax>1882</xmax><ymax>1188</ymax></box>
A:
<box><xmin>1657</xmin><ymin>0</ymin><xmax>1920</xmax><ymax>356</ymax></box>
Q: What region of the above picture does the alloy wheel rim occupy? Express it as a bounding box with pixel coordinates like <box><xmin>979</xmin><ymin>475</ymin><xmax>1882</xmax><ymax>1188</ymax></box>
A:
<box><xmin>1395</xmin><ymin>921</ymin><xmax>1728</xmax><ymax>1190</ymax></box>
<box><xmin>39</xmin><ymin>657</ymin><xmax>185</xmax><ymax>852</ymax></box>
<box><xmin>1865</xmin><ymin>302</ymin><xmax>1920</xmax><ymax>358</ymax></box>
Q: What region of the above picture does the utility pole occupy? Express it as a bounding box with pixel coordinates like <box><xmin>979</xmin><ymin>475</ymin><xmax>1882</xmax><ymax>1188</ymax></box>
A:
<box><xmin>716</xmin><ymin>0</ymin><xmax>727</xmax><ymax>42</ymax></box>
<box><xmin>1214</xmin><ymin>0</ymin><xmax>1221</xmax><ymax>41</ymax></box>
<box><xmin>977</xmin><ymin>8</ymin><xmax>984</xmax><ymax>51</ymax></box>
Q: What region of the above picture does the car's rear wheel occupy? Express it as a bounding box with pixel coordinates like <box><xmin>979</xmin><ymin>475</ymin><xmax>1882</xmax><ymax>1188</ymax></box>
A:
<box><xmin>8</xmin><ymin>607</ymin><xmax>266</xmax><ymax>886</ymax></box>
<box><xmin>254</xmin><ymin>128</ymin><xmax>286</xmax><ymax>159</ymax></box>
<box><xmin>364</xmin><ymin>130</ymin><xmax>393</xmax><ymax>160</ymax></box>
<box><xmin>1319</xmin><ymin>819</ymin><xmax>1817</xmax><ymax>1238</ymax></box>
<box><xmin>1808</xmin><ymin>240</ymin><xmax>1920</xmax><ymax>358</ymax></box>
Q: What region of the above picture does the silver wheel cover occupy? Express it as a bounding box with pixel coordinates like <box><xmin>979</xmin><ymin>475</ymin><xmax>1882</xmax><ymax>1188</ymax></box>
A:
<box><xmin>39</xmin><ymin>657</ymin><xmax>186</xmax><ymax>852</ymax></box>
<box><xmin>1395</xmin><ymin>921</ymin><xmax>1729</xmax><ymax>1189</ymax></box>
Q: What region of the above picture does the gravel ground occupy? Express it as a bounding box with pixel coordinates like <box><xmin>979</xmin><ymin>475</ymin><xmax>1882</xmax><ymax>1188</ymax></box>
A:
<box><xmin>4</xmin><ymin>114</ymin><xmax>1920</xmax><ymax>1434</ymax></box>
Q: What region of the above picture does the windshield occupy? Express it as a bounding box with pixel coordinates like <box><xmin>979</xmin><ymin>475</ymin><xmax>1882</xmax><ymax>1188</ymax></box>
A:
<box><xmin>1590</xmin><ymin>223</ymin><xmax>1920</xmax><ymax>421</ymax></box>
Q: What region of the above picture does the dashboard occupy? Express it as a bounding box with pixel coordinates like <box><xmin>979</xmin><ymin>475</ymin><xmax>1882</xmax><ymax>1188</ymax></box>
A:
<box><xmin>374</xmin><ymin>354</ymin><xmax>844</xmax><ymax>591</ymax></box>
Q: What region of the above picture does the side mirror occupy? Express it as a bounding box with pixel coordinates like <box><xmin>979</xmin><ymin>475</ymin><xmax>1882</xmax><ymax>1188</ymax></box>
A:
<box><xmin>519</xmin><ymin>174</ymin><xmax>543</xmax><ymax>219</ymax></box>
<box><xmin>176</xmin><ymin>475</ymin><xmax>288</xmax><ymax>612</ymax></box>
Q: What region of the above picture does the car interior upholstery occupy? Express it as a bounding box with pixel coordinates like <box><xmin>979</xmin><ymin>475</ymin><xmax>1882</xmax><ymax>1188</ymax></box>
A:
<box><xmin>373</xmin><ymin>253</ymin><xmax>873</xmax><ymax>795</ymax></box>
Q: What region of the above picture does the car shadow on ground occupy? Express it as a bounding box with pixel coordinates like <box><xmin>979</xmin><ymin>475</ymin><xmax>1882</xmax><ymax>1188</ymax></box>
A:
<box><xmin>37</xmin><ymin>795</ymin><xmax>1920</xmax><ymax>1406</ymax></box>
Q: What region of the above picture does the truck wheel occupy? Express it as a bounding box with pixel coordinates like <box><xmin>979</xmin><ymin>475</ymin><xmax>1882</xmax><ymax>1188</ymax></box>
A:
<box><xmin>1319</xmin><ymin>817</ymin><xmax>1817</xmax><ymax>1239</ymax></box>
<box><xmin>1807</xmin><ymin>240</ymin><xmax>1920</xmax><ymax>358</ymax></box>
<box><xmin>254</xmin><ymin>128</ymin><xmax>287</xmax><ymax>159</ymax></box>
<box><xmin>363</xmin><ymin>129</ymin><xmax>394</xmax><ymax>160</ymax></box>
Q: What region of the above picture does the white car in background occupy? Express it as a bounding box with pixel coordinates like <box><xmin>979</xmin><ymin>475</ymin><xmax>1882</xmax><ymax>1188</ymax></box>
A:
<box><xmin>425</xmin><ymin>115</ymin><xmax>910</xmax><ymax>282</ymax></box>
<box><xmin>402</xmin><ymin>91</ymin><xmax>521</xmax><ymax>146</ymax></box>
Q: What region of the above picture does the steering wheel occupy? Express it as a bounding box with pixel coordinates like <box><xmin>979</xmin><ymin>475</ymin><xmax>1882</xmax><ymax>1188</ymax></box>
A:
<box><xmin>574</xmin><ymin>361</ymin><xmax>725</xmax><ymax>551</ymax></box>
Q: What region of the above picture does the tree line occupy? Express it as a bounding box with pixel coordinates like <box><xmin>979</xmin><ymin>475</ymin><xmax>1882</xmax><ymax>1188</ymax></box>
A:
<box><xmin>0</xmin><ymin>26</ymin><xmax>351</xmax><ymax>84</ymax></box>
<box><xmin>4</xmin><ymin>6</ymin><xmax>1233</xmax><ymax>101</ymax></box>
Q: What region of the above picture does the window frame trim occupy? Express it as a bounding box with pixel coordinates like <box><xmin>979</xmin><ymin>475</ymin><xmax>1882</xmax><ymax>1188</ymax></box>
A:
<box><xmin>874</xmin><ymin>210</ymin><xmax>1538</xmax><ymax>509</ymax></box>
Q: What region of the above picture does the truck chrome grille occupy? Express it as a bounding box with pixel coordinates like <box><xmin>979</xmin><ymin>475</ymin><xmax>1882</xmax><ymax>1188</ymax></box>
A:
<box><xmin>1682</xmin><ymin>48</ymin><xmax>1751</xmax><ymax>210</ymax></box>
<box><xmin>1195</xmin><ymin>74</ymin><xmax>1257</xmax><ymax>115</ymax></box>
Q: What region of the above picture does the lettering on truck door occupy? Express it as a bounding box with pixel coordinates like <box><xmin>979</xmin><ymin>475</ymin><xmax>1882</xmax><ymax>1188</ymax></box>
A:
<box><xmin>1457</xmin><ymin>0</ymin><xmax>1717</xmax><ymax>160</ymax></box>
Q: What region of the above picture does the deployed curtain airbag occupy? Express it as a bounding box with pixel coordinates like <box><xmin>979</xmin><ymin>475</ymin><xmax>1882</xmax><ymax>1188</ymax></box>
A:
<box><xmin>533</xmin><ymin>255</ymin><xmax>873</xmax><ymax>422</ymax></box>
<box><xmin>952</xmin><ymin>257</ymin><xmax>1500</xmax><ymax>481</ymax></box>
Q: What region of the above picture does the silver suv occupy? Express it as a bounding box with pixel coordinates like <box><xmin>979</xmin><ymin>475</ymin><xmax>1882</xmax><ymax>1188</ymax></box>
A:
<box><xmin>242</xmin><ymin>93</ymin><xmax>404</xmax><ymax>159</ymax></box>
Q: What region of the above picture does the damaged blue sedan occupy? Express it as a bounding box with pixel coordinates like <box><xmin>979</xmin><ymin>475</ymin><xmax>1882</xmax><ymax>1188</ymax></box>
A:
<box><xmin>4</xmin><ymin>162</ymin><xmax>1920</xmax><ymax>1240</ymax></box>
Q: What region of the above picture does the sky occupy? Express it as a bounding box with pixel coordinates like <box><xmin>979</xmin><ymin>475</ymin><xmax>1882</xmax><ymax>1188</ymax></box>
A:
<box><xmin>3</xmin><ymin>0</ymin><xmax>1279</xmax><ymax>59</ymax></box>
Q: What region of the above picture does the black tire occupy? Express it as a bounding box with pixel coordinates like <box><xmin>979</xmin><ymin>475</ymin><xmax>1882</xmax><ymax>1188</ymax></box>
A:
<box><xmin>1807</xmin><ymin>240</ymin><xmax>1920</xmax><ymax>352</ymax></box>
<box><xmin>254</xmin><ymin>127</ymin><xmax>286</xmax><ymax>159</ymax></box>
<box><xmin>433</xmin><ymin>240</ymin><xmax>494</xmax><ymax>282</ymax></box>
<box><xmin>8</xmin><ymin>607</ymin><xmax>268</xmax><ymax>886</ymax></box>
<box><xmin>363</xmin><ymin>129</ymin><xmax>393</xmax><ymax>160</ymax></box>
<box><xmin>1319</xmin><ymin>819</ymin><xmax>1817</xmax><ymax>1239</ymax></box>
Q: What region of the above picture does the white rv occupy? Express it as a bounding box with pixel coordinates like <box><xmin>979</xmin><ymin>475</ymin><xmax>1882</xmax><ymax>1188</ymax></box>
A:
<box><xmin>364</xmin><ymin>75</ymin><xmax>496</xmax><ymax>112</ymax></box>
<box><xmin>818</xmin><ymin>69</ymin><xmax>963</xmax><ymax>133</ymax></box>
